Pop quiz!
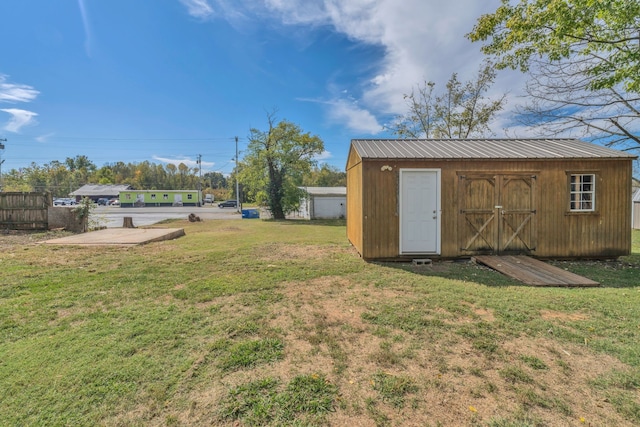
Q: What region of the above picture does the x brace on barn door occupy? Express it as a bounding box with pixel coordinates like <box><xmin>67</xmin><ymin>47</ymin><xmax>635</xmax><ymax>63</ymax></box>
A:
<box><xmin>462</xmin><ymin>210</ymin><xmax>496</xmax><ymax>251</ymax></box>
<box><xmin>459</xmin><ymin>174</ymin><xmax>536</xmax><ymax>254</ymax></box>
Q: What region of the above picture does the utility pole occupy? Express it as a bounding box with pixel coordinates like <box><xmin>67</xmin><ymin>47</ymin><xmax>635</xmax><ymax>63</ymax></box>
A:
<box><xmin>235</xmin><ymin>136</ymin><xmax>240</xmax><ymax>213</ymax></box>
<box><xmin>0</xmin><ymin>139</ymin><xmax>6</xmax><ymax>192</ymax></box>
<box><xmin>196</xmin><ymin>154</ymin><xmax>202</xmax><ymax>205</ymax></box>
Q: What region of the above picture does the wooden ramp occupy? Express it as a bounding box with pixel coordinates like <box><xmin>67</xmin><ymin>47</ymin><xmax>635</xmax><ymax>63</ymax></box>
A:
<box><xmin>472</xmin><ymin>255</ymin><xmax>599</xmax><ymax>287</ymax></box>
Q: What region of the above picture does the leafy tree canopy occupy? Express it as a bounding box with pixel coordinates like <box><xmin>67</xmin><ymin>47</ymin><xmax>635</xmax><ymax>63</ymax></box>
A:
<box><xmin>468</xmin><ymin>0</ymin><xmax>640</xmax><ymax>93</ymax></box>
<box><xmin>301</xmin><ymin>164</ymin><xmax>346</xmax><ymax>187</ymax></box>
<box><xmin>240</xmin><ymin>113</ymin><xmax>324</xmax><ymax>219</ymax></box>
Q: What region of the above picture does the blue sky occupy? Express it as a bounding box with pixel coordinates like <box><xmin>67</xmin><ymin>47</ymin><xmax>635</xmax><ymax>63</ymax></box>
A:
<box><xmin>0</xmin><ymin>0</ymin><xmax>514</xmax><ymax>175</ymax></box>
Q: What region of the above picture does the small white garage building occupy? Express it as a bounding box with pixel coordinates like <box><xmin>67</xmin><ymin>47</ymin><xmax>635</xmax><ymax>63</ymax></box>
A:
<box><xmin>633</xmin><ymin>189</ymin><xmax>640</xmax><ymax>229</ymax></box>
<box><xmin>298</xmin><ymin>187</ymin><xmax>347</xmax><ymax>219</ymax></box>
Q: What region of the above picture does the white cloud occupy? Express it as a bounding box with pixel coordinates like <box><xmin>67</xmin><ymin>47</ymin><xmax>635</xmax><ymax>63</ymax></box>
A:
<box><xmin>36</xmin><ymin>132</ymin><xmax>56</xmax><ymax>143</ymax></box>
<box><xmin>0</xmin><ymin>75</ymin><xmax>40</xmax><ymax>103</ymax></box>
<box><xmin>179</xmin><ymin>0</ymin><xmax>215</xmax><ymax>19</ymax></box>
<box><xmin>326</xmin><ymin>99</ymin><xmax>382</xmax><ymax>134</ymax></box>
<box><xmin>1</xmin><ymin>108</ymin><xmax>38</xmax><ymax>133</ymax></box>
<box><xmin>209</xmin><ymin>1</ymin><xmax>523</xmax><ymax>135</ymax></box>
<box><xmin>314</xmin><ymin>150</ymin><xmax>332</xmax><ymax>162</ymax></box>
<box><xmin>77</xmin><ymin>0</ymin><xmax>93</xmax><ymax>57</ymax></box>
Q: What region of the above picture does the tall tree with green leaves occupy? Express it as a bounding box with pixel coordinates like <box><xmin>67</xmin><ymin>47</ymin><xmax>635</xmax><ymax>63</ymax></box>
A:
<box><xmin>240</xmin><ymin>113</ymin><xmax>324</xmax><ymax>219</ymax></box>
<box><xmin>388</xmin><ymin>62</ymin><xmax>506</xmax><ymax>138</ymax></box>
<box><xmin>203</xmin><ymin>171</ymin><xmax>227</xmax><ymax>189</ymax></box>
<box><xmin>302</xmin><ymin>164</ymin><xmax>346</xmax><ymax>187</ymax></box>
<box><xmin>468</xmin><ymin>0</ymin><xmax>640</xmax><ymax>149</ymax></box>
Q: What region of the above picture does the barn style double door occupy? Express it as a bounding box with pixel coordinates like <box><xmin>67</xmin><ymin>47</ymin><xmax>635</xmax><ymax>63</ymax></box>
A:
<box><xmin>459</xmin><ymin>174</ymin><xmax>537</xmax><ymax>255</ymax></box>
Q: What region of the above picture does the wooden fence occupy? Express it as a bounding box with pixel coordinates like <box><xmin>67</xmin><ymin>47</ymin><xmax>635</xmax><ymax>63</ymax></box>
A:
<box><xmin>0</xmin><ymin>192</ymin><xmax>51</xmax><ymax>230</ymax></box>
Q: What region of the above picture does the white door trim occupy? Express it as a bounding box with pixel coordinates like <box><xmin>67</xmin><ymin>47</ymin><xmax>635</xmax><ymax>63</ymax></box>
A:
<box><xmin>399</xmin><ymin>168</ymin><xmax>441</xmax><ymax>255</ymax></box>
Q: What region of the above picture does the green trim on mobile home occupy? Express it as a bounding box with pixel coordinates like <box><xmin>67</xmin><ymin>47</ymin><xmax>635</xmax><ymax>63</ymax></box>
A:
<box><xmin>119</xmin><ymin>190</ymin><xmax>202</xmax><ymax>207</ymax></box>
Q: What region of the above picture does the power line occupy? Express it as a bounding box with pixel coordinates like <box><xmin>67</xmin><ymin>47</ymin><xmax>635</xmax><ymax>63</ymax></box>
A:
<box><xmin>8</xmin><ymin>135</ymin><xmax>245</xmax><ymax>142</ymax></box>
<box><xmin>0</xmin><ymin>138</ymin><xmax>6</xmax><ymax>190</ymax></box>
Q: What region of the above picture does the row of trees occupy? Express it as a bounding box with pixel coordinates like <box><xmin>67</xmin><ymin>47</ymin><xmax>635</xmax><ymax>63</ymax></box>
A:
<box><xmin>2</xmin><ymin>151</ymin><xmax>346</xmax><ymax>206</ymax></box>
<box><xmin>2</xmin><ymin>156</ymin><xmax>228</xmax><ymax>198</ymax></box>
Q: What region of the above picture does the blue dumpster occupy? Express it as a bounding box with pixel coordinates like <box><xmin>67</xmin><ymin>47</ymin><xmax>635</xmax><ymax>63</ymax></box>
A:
<box><xmin>241</xmin><ymin>209</ymin><xmax>260</xmax><ymax>219</ymax></box>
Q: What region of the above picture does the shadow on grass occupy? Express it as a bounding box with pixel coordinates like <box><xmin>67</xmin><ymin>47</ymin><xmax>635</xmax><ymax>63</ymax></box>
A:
<box><xmin>547</xmin><ymin>257</ymin><xmax>640</xmax><ymax>289</ymax></box>
<box><xmin>374</xmin><ymin>259</ymin><xmax>525</xmax><ymax>288</ymax></box>
<box><xmin>375</xmin><ymin>254</ymin><xmax>640</xmax><ymax>289</ymax></box>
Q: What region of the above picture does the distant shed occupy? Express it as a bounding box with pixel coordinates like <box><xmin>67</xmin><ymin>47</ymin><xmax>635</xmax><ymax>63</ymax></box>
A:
<box><xmin>298</xmin><ymin>187</ymin><xmax>346</xmax><ymax>219</ymax></box>
<box><xmin>633</xmin><ymin>189</ymin><xmax>640</xmax><ymax>230</ymax></box>
<box><xmin>70</xmin><ymin>184</ymin><xmax>132</xmax><ymax>202</ymax></box>
<box><xmin>346</xmin><ymin>139</ymin><xmax>636</xmax><ymax>260</ymax></box>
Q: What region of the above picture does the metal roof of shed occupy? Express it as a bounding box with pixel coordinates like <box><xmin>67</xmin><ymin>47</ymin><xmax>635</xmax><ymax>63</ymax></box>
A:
<box><xmin>351</xmin><ymin>139</ymin><xmax>637</xmax><ymax>160</ymax></box>
<box><xmin>300</xmin><ymin>187</ymin><xmax>346</xmax><ymax>196</ymax></box>
<box><xmin>69</xmin><ymin>184</ymin><xmax>132</xmax><ymax>197</ymax></box>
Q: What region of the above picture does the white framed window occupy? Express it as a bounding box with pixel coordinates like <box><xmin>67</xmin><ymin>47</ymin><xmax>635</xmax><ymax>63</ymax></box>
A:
<box><xmin>151</xmin><ymin>193</ymin><xmax>156</xmax><ymax>199</ymax></box>
<box><xmin>569</xmin><ymin>173</ymin><xmax>595</xmax><ymax>211</ymax></box>
<box><xmin>187</xmin><ymin>194</ymin><xmax>193</xmax><ymax>200</ymax></box>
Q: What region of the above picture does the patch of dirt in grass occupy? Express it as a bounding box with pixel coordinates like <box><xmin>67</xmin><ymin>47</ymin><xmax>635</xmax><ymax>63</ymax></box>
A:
<box><xmin>174</xmin><ymin>275</ymin><xmax>636</xmax><ymax>427</ymax></box>
<box><xmin>473</xmin><ymin>307</ymin><xmax>496</xmax><ymax>322</ymax></box>
<box><xmin>460</xmin><ymin>301</ymin><xmax>496</xmax><ymax>322</ymax></box>
<box><xmin>540</xmin><ymin>309</ymin><xmax>589</xmax><ymax>321</ymax></box>
<box><xmin>0</xmin><ymin>229</ymin><xmax>74</xmax><ymax>249</ymax></box>
<box><xmin>256</xmin><ymin>243</ymin><xmax>352</xmax><ymax>262</ymax></box>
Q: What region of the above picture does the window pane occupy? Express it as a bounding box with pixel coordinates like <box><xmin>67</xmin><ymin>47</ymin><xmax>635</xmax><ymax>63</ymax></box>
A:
<box><xmin>569</xmin><ymin>173</ymin><xmax>595</xmax><ymax>212</ymax></box>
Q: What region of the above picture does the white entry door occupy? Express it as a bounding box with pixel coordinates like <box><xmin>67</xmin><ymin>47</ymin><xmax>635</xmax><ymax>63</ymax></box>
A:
<box><xmin>400</xmin><ymin>169</ymin><xmax>440</xmax><ymax>254</ymax></box>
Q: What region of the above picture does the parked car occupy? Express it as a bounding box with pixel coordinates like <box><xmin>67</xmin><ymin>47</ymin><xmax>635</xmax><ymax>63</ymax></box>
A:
<box><xmin>218</xmin><ymin>200</ymin><xmax>237</xmax><ymax>208</ymax></box>
<box><xmin>53</xmin><ymin>198</ymin><xmax>77</xmax><ymax>206</ymax></box>
<box><xmin>203</xmin><ymin>194</ymin><xmax>214</xmax><ymax>204</ymax></box>
<box><xmin>108</xmin><ymin>198</ymin><xmax>119</xmax><ymax>206</ymax></box>
<box><xmin>96</xmin><ymin>198</ymin><xmax>109</xmax><ymax>206</ymax></box>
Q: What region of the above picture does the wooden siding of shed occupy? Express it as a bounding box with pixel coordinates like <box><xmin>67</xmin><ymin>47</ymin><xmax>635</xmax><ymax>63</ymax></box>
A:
<box><xmin>355</xmin><ymin>158</ymin><xmax>632</xmax><ymax>259</ymax></box>
<box><xmin>346</xmin><ymin>150</ymin><xmax>363</xmax><ymax>255</ymax></box>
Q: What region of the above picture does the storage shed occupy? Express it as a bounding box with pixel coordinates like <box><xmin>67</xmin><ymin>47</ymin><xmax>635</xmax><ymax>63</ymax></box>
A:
<box><xmin>298</xmin><ymin>187</ymin><xmax>346</xmax><ymax>219</ymax></box>
<box><xmin>69</xmin><ymin>184</ymin><xmax>132</xmax><ymax>202</ymax></box>
<box><xmin>633</xmin><ymin>189</ymin><xmax>640</xmax><ymax>230</ymax></box>
<box><xmin>346</xmin><ymin>139</ymin><xmax>636</xmax><ymax>260</ymax></box>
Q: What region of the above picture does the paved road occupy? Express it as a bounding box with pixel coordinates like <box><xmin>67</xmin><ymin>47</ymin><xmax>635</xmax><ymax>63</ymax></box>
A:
<box><xmin>91</xmin><ymin>205</ymin><xmax>242</xmax><ymax>228</ymax></box>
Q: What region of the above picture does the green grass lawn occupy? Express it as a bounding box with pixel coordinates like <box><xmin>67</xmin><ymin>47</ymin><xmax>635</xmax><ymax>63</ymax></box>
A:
<box><xmin>1</xmin><ymin>221</ymin><xmax>639</xmax><ymax>426</ymax></box>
